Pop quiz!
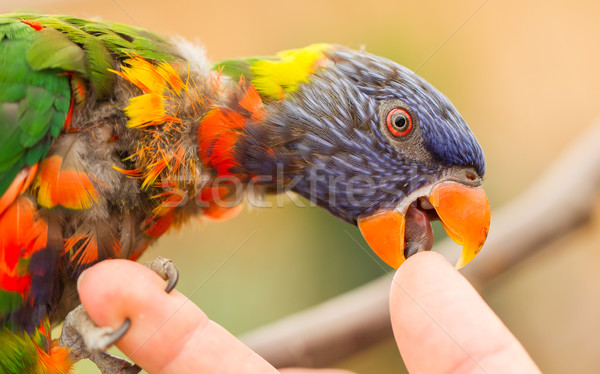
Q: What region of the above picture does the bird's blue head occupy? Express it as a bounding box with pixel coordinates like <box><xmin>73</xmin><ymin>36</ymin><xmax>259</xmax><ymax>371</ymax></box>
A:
<box><xmin>214</xmin><ymin>44</ymin><xmax>490</xmax><ymax>269</ymax></box>
<box><xmin>334</xmin><ymin>48</ymin><xmax>486</xmax><ymax>177</ymax></box>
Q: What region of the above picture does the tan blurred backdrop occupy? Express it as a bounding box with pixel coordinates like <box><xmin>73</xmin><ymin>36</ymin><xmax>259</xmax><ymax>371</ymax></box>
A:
<box><xmin>2</xmin><ymin>0</ymin><xmax>600</xmax><ymax>372</ymax></box>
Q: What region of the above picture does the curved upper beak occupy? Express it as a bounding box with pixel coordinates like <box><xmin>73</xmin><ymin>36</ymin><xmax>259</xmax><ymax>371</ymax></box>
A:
<box><xmin>357</xmin><ymin>181</ymin><xmax>490</xmax><ymax>269</ymax></box>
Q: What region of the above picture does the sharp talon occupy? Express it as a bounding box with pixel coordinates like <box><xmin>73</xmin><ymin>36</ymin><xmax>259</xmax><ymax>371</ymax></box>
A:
<box><xmin>106</xmin><ymin>317</ymin><xmax>131</xmax><ymax>346</ymax></box>
<box><xmin>164</xmin><ymin>261</ymin><xmax>179</xmax><ymax>293</ymax></box>
<box><xmin>144</xmin><ymin>257</ymin><xmax>179</xmax><ymax>293</ymax></box>
<box><xmin>121</xmin><ymin>364</ymin><xmax>142</xmax><ymax>374</ymax></box>
<box><xmin>59</xmin><ymin>305</ymin><xmax>137</xmax><ymax>371</ymax></box>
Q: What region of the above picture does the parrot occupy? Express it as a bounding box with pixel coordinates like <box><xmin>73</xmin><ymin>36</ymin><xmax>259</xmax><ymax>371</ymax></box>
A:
<box><xmin>0</xmin><ymin>12</ymin><xmax>491</xmax><ymax>374</ymax></box>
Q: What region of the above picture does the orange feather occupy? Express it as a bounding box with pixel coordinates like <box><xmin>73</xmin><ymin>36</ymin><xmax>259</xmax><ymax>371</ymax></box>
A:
<box><xmin>0</xmin><ymin>163</ymin><xmax>38</xmax><ymax>216</ymax></box>
<box><xmin>238</xmin><ymin>84</ymin><xmax>266</xmax><ymax>120</ymax></box>
<box><xmin>36</xmin><ymin>342</ymin><xmax>72</xmax><ymax>374</ymax></box>
<box><xmin>63</xmin><ymin>224</ymin><xmax>121</xmax><ymax>267</ymax></box>
<box><xmin>34</xmin><ymin>156</ymin><xmax>99</xmax><ymax>210</ymax></box>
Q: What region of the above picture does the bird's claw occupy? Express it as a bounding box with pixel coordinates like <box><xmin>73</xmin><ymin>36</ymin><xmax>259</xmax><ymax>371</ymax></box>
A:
<box><xmin>144</xmin><ymin>256</ymin><xmax>179</xmax><ymax>293</ymax></box>
<box><xmin>59</xmin><ymin>305</ymin><xmax>138</xmax><ymax>373</ymax></box>
<box><xmin>94</xmin><ymin>317</ymin><xmax>131</xmax><ymax>350</ymax></box>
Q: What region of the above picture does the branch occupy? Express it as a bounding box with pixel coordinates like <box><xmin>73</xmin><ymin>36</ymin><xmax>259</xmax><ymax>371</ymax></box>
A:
<box><xmin>240</xmin><ymin>119</ymin><xmax>600</xmax><ymax>368</ymax></box>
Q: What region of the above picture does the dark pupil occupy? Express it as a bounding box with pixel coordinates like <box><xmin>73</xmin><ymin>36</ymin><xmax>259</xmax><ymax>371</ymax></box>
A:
<box><xmin>394</xmin><ymin>115</ymin><xmax>407</xmax><ymax>129</ymax></box>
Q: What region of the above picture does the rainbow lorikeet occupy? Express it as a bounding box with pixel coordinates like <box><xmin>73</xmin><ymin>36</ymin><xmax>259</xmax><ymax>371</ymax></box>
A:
<box><xmin>0</xmin><ymin>13</ymin><xmax>491</xmax><ymax>374</ymax></box>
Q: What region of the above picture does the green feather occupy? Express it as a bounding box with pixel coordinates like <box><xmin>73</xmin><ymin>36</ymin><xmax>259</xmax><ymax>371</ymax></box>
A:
<box><xmin>24</xmin><ymin>141</ymin><xmax>50</xmax><ymax>165</ymax></box>
<box><xmin>30</xmin><ymin>15</ymin><xmax>90</xmax><ymax>43</ymax></box>
<box><xmin>0</xmin><ymin>84</ymin><xmax>26</xmax><ymax>102</ymax></box>
<box><xmin>26</xmin><ymin>27</ymin><xmax>87</xmax><ymax>75</ymax></box>
<box><xmin>0</xmin><ymin>131</ymin><xmax>24</xmax><ymax>169</ymax></box>
<box><xmin>49</xmin><ymin>110</ymin><xmax>66</xmax><ymax>137</ymax></box>
<box><xmin>81</xmin><ymin>35</ymin><xmax>114</xmax><ymax>98</ymax></box>
<box><xmin>24</xmin><ymin>86</ymin><xmax>54</xmax><ymax>113</ymax></box>
<box><xmin>0</xmin><ymin>291</ymin><xmax>22</xmax><ymax>317</ymax></box>
<box><xmin>98</xmin><ymin>33</ymin><xmax>133</xmax><ymax>51</ymax></box>
<box><xmin>0</xmin><ymin>328</ymin><xmax>38</xmax><ymax>374</ymax></box>
<box><xmin>213</xmin><ymin>57</ymin><xmax>271</xmax><ymax>80</ymax></box>
<box><xmin>31</xmin><ymin>16</ymin><xmax>115</xmax><ymax>97</ymax></box>
<box><xmin>53</xmin><ymin>93</ymin><xmax>70</xmax><ymax>113</ymax></box>
<box><xmin>19</xmin><ymin>109</ymin><xmax>53</xmax><ymax>147</ymax></box>
<box><xmin>213</xmin><ymin>59</ymin><xmax>252</xmax><ymax>81</ymax></box>
<box><xmin>0</xmin><ymin>17</ymin><xmax>70</xmax><ymax>196</ymax></box>
<box><xmin>8</xmin><ymin>13</ymin><xmax>177</xmax><ymax>97</ymax></box>
<box><xmin>0</xmin><ymin>19</ymin><xmax>34</xmax><ymax>40</ymax></box>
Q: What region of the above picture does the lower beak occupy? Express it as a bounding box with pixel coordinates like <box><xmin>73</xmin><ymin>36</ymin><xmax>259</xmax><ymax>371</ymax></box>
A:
<box><xmin>357</xmin><ymin>181</ymin><xmax>490</xmax><ymax>269</ymax></box>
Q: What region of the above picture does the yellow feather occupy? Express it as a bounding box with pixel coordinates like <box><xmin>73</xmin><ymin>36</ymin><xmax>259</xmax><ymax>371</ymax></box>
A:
<box><xmin>125</xmin><ymin>93</ymin><xmax>168</xmax><ymax>128</ymax></box>
<box><xmin>157</xmin><ymin>61</ymin><xmax>184</xmax><ymax>93</ymax></box>
<box><xmin>114</xmin><ymin>57</ymin><xmax>165</xmax><ymax>93</ymax></box>
<box><xmin>112</xmin><ymin>56</ymin><xmax>185</xmax><ymax>127</ymax></box>
<box><xmin>250</xmin><ymin>44</ymin><xmax>330</xmax><ymax>100</ymax></box>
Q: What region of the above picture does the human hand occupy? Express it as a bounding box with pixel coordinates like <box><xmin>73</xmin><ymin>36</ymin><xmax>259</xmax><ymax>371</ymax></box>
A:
<box><xmin>77</xmin><ymin>253</ymin><xmax>539</xmax><ymax>373</ymax></box>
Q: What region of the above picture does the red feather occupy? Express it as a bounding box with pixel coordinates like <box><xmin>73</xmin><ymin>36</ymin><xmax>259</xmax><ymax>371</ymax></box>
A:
<box><xmin>197</xmin><ymin>109</ymin><xmax>245</xmax><ymax>177</ymax></box>
<box><xmin>20</xmin><ymin>19</ymin><xmax>43</xmax><ymax>31</ymax></box>
<box><xmin>197</xmin><ymin>83</ymin><xmax>265</xmax><ymax>177</ymax></box>
<box><xmin>0</xmin><ymin>196</ymin><xmax>47</xmax><ymax>296</ymax></box>
<box><xmin>143</xmin><ymin>210</ymin><xmax>176</xmax><ymax>238</ymax></box>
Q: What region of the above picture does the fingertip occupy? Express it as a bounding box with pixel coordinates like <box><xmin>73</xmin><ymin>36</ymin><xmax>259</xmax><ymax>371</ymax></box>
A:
<box><xmin>77</xmin><ymin>260</ymin><xmax>167</xmax><ymax>328</ymax></box>
<box><xmin>393</xmin><ymin>251</ymin><xmax>453</xmax><ymax>288</ymax></box>
<box><xmin>391</xmin><ymin>252</ymin><xmax>459</xmax><ymax>316</ymax></box>
<box><xmin>389</xmin><ymin>251</ymin><xmax>539</xmax><ymax>373</ymax></box>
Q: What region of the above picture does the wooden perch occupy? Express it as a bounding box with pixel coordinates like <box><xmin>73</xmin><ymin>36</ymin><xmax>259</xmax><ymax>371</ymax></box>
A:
<box><xmin>240</xmin><ymin>119</ymin><xmax>600</xmax><ymax>368</ymax></box>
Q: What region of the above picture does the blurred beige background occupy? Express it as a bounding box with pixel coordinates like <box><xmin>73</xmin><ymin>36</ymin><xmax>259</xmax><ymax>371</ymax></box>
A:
<box><xmin>3</xmin><ymin>0</ymin><xmax>600</xmax><ymax>372</ymax></box>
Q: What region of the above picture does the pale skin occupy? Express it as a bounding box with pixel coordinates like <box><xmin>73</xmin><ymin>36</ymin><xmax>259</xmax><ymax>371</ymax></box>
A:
<box><xmin>77</xmin><ymin>252</ymin><xmax>540</xmax><ymax>374</ymax></box>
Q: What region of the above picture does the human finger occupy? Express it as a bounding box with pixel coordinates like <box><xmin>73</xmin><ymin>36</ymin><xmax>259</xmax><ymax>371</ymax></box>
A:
<box><xmin>389</xmin><ymin>252</ymin><xmax>540</xmax><ymax>373</ymax></box>
<box><xmin>77</xmin><ymin>259</ymin><xmax>278</xmax><ymax>374</ymax></box>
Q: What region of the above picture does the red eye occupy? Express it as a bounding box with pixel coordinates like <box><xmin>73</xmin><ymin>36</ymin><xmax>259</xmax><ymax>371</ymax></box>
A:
<box><xmin>386</xmin><ymin>108</ymin><xmax>413</xmax><ymax>137</ymax></box>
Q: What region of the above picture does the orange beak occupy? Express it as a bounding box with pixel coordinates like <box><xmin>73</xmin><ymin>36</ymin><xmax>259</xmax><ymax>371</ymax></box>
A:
<box><xmin>357</xmin><ymin>181</ymin><xmax>490</xmax><ymax>269</ymax></box>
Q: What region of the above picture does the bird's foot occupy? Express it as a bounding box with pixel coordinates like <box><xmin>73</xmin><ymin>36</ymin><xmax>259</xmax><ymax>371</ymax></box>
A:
<box><xmin>58</xmin><ymin>304</ymin><xmax>140</xmax><ymax>374</ymax></box>
<box><xmin>143</xmin><ymin>256</ymin><xmax>179</xmax><ymax>293</ymax></box>
<box><xmin>57</xmin><ymin>258</ymin><xmax>178</xmax><ymax>373</ymax></box>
